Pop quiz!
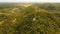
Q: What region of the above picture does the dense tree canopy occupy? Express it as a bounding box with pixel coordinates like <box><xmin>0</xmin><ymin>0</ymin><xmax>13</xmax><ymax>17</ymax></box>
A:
<box><xmin>0</xmin><ymin>3</ymin><xmax>60</xmax><ymax>34</ymax></box>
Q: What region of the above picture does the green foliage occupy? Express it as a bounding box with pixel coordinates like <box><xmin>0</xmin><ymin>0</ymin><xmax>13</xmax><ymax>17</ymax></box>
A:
<box><xmin>0</xmin><ymin>3</ymin><xmax>60</xmax><ymax>34</ymax></box>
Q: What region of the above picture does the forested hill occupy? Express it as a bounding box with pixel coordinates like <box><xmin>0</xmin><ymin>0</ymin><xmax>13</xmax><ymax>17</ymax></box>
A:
<box><xmin>0</xmin><ymin>3</ymin><xmax>60</xmax><ymax>34</ymax></box>
<box><xmin>33</xmin><ymin>3</ymin><xmax>60</xmax><ymax>11</ymax></box>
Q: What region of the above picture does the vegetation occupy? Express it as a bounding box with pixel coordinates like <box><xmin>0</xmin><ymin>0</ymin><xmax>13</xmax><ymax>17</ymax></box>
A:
<box><xmin>0</xmin><ymin>3</ymin><xmax>60</xmax><ymax>34</ymax></box>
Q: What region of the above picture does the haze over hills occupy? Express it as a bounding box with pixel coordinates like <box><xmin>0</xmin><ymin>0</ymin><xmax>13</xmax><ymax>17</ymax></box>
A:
<box><xmin>0</xmin><ymin>3</ymin><xmax>60</xmax><ymax>10</ymax></box>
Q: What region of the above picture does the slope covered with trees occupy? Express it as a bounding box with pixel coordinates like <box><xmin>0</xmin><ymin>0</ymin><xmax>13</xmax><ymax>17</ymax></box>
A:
<box><xmin>0</xmin><ymin>3</ymin><xmax>60</xmax><ymax>34</ymax></box>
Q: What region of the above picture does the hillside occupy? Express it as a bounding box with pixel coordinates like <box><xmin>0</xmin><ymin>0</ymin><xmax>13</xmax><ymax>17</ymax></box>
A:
<box><xmin>0</xmin><ymin>3</ymin><xmax>60</xmax><ymax>34</ymax></box>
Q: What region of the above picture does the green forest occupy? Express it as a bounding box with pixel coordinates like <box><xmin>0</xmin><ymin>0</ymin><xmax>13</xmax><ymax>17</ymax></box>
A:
<box><xmin>0</xmin><ymin>3</ymin><xmax>60</xmax><ymax>34</ymax></box>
